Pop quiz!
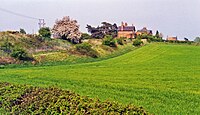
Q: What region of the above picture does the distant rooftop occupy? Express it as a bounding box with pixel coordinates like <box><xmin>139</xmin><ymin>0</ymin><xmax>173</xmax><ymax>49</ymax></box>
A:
<box><xmin>118</xmin><ymin>22</ymin><xmax>135</xmax><ymax>31</ymax></box>
<box><xmin>137</xmin><ymin>27</ymin><xmax>152</xmax><ymax>34</ymax></box>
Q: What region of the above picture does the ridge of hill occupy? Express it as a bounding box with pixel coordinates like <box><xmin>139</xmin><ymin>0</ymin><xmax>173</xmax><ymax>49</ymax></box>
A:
<box><xmin>0</xmin><ymin>31</ymin><xmax>134</xmax><ymax>65</ymax></box>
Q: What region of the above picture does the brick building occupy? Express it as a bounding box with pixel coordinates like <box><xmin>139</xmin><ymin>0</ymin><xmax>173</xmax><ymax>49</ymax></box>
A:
<box><xmin>117</xmin><ymin>22</ymin><xmax>136</xmax><ymax>38</ymax></box>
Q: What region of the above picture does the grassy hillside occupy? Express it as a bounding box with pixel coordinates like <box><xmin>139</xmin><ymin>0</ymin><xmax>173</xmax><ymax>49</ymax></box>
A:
<box><xmin>0</xmin><ymin>43</ymin><xmax>200</xmax><ymax>114</ymax></box>
<box><xmin>0</xmin><ymin>31</ymin><xmax>134</xmax><ymax>64</ymax></box>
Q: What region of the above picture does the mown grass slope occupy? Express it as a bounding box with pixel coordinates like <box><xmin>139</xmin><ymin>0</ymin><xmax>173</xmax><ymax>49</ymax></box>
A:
<box><xmin>0</xmin><ymin>43</ymin><xmax>200</xmax><ymax>114</ymax></box>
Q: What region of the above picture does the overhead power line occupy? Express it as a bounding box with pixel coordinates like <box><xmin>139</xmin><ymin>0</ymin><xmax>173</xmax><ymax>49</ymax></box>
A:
<box><xmin>0</xmin><ymin>7</ymin><xmax>39</xmax><ymax>20</ymax></box>
<box><xmin>0</xmin><ymin>7</ymin><xmax>45</xmax><ymax>28</ymax></box>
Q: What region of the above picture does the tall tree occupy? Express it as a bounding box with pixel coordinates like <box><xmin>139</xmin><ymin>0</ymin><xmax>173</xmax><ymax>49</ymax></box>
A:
<box><xmin>86</xmin><ymin>22</ymin><xmax>118</xmax><ymax>39</ymax></box>
<box><xmin>52</xmin><ymin>16</ymin><xmax>82</xmax><ymax>44</ymax></box>
<box><xmin>155</xmin><ymin>30</ymin><xmax>160</xmax><ymax>38</ymax></box>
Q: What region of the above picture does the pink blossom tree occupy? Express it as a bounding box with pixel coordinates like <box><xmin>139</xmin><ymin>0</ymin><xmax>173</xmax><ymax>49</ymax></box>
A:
<box><xmin>52</xmin><ymin>16</ymin><xmax>82</xmax><ymax>44</ymax></box>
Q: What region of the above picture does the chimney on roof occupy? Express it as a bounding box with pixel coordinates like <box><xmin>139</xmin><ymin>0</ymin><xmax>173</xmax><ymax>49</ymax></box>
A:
<box><xmin>132</xmin><ymin>24</ymin><xmax>136</xmax><ymax>32</ymax></box>
<box><xmin>121</xmin><ymin>22</ymin><xmax>124</xmax><ymax>31</ymax></box>
<box><xmin>121</xmin><ymin>22</ymin><xmax>124</xmax><ymax>26</ymax></box>
<box><xmin>125</xmin><ymin>23</ymin><xmax>128</xmax><ymax>26</ymax></box>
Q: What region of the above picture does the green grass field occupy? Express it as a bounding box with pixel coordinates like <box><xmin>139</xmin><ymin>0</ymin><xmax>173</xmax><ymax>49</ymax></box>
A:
<box><xmin>0</xmin><ymin>43</ymin><xmax>200</xmax><ymax>114</ymax></box>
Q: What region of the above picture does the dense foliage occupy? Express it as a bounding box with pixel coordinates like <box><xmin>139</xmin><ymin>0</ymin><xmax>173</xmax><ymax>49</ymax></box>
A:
<box><xmin>52</xmin><ymin>16</ymin><xmax>82</xmax><ymax>44</ymax></box>
<box><xmin>38</xmin><ymin>27</ymin><xmax>51</xmax><ymax>39</ymax></box>
<box><xmin>166</xmin><ymin>40</ymin><xmax>193</xmax><ymax>44</ymax></box>
<box><xmin>0</xmin><ymin>40</ymin><xmax>13</xmax><ymax>54</ymax></box>
<box><xmin>133</xmin><ymin>39</ymin><xmax>143</xmax><ymax>46</ymax></box>
<box><xmin>0</xmin><ymin>36</ymin><xmax>33</xmax><ymax>61</ymax></box>
<box><xmin>10</xmin><ymin>48</ymin><xmax>32</xmax><ymax>61</ymax></box>
<box><xmin>75</xmin><ymin>42</ymin><xmax>99</xmax><ymax>58</ymax></box>
<box><xmin>136</xmin><ymin>34</ymin><xmax>162</xmax><ymax>42</ymax></box>
<box><xmin>81</xmin><ymin>33</ymin><xmax>91</xmax><ymax>39</ymax></box>
<box><xmin>116</xmin><ymin>37</ymin><xmax>125</xmax><ymax>45</ymax></box>
<box><xmin>102</xmin><ymin>35</ymin><xmax>117</xmax><ymax>47</ymax></box>
<box><xmin>0</xmin><ymin>82</ymin><xmax>149</xmax><ymax>115</ymax></box>
<box><xmin>87</xmin><ymin>22</ymin><xmax>118</xmax><ymax>39</ymax></box>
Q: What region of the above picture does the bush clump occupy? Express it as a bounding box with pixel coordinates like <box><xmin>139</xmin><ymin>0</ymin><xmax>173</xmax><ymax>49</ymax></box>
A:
<box><xmin>75</xmin><ymin>42</ymin><xmax>99</xmax><ymax>58</ymax></box>
<box><xmin>10</xmin><ymin>48</ymin><xmax>32</xmax><ymax>61</ymax></box>
<box><xmin>81</xmin><ymin>33</ymin><xmax>91</xmax><ymax>39</ymax></box>
<box><xmin>102</xmin><ymin>35</ymin><xmax>117</xmax><ymax>47</ymax></box>
<box><xmin>38</xmin><ymin>27</ymin><xmax>51</xmax><ymax>41</ymax></box>
<box><xmin>0</xmin><ymin>82</ymin><xmax>150</xmax><ymax>115</ymax></box>
<box><xmin>133</xmin><ymin>39</ymin><xmax>143</xmax><ymax>46</ymax></box>
<box><xmin>116</xmin><ymin>37</ymin><xmax>124</xmax><ymax>45</ymax></box>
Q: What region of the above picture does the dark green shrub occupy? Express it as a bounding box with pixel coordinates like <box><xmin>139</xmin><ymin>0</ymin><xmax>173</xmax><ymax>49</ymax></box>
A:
<box><xmin>116</xmin><ymin>38</ymin><xmax>124</xmax><ymax>45</ymax></box>
<box><xmin>38</xmin><ymin>27</ymin><xmax>51</xmax><ymax>40</ymax></box>
<box><xmin>187</xmin><ymin>41</ymin><xmax>192</xmax><ymax>45</ymax></box>
<box><xmin>136</xmin><ymin>34</ymin><xmax>163</xmax><ymax>42</ymax></box>
<box><xmin>81</xmin><ymin>33</ymin><xmax>91</xmax><ymax>39</ymax></box>
<box><xmin>0</xmin><ymin>41</ymin><xmax>13</xmax><ymax>54</ymax></box>
<box><xmin>76</xmin><ymin>43</ymin><xmax>99</xmax><ymax>58</ymax></box>
<box><xmin>166</xmin><ymin>40</ymin><xmax>192</xmax><ymax>45</ymax></box>
<box><xmin>102</xmin><ymin>35</ymin><xmax>117</xmax><ymax>47</ymax></box>
<box><xmin>133</xmin><ymin>39</ymin><xmax>143</xmax><ymax>46</ymax></box>
<box><xmin>10</xmin><ymin>48</ymin><xmax>31</xmax><ymax>60</ymax></box>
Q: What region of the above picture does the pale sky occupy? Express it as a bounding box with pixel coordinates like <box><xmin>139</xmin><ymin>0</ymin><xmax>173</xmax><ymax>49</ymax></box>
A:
<box><xmin>0</xmin><ymin>0</ymin><xmax>200</xmax><ymax>40</ymax></box>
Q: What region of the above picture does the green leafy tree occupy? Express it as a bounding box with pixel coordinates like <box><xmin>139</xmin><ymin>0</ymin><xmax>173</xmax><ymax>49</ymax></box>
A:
<box><xmin>155</xmin><ymin>30</ymin><xmax>160</xmax><ymax>38</ymax></box>
<box><xmin>86</xmin><ymin>22</ymin><xmax>118</xmax><ymax>39</ymax></box>
<box><xmin>20</xmin><ymin>28</ymin><xmax>26</xmax><ymax>34</ymax></box>
<box><xmin>39</xmin><ymin>27</ymin><xmax>51</xmax><ymax>39</ymax></box>
<box><xmin>154</xmin><ymin>30</ymin><xmax>163</xmax><ymax>42</ymax></box>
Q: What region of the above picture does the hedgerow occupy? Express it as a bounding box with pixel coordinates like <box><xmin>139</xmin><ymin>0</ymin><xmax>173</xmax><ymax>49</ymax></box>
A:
<box><xmin>0</xmin><ymin>82</ymin><xmax>150</xmax><ymax>115</ymax></box>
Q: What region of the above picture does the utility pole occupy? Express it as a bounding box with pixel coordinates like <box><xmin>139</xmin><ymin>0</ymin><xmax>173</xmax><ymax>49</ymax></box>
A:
<box><xmin>38</xmin><ymin>19</ymin><xmax>45</xmax><ymax>29</ymax></box>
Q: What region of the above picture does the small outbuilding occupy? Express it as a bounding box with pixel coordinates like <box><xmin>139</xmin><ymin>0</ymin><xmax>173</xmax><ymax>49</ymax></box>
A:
<box><xmin>167</xmin><ymin>36</ymin><xmax>178</xmax><ymax>41</ymax></box>
<box><xmin>136</xmin><ymin>27</ymin><xmax>153</xmax><ymax>36</ymax></box>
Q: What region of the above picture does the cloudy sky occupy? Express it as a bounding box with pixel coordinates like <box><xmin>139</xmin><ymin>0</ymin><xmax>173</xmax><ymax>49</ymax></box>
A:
<box><xmin>0</xmin><ymin>0</ymin><xmax>199</xmax><ymax>40</ymax></box>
